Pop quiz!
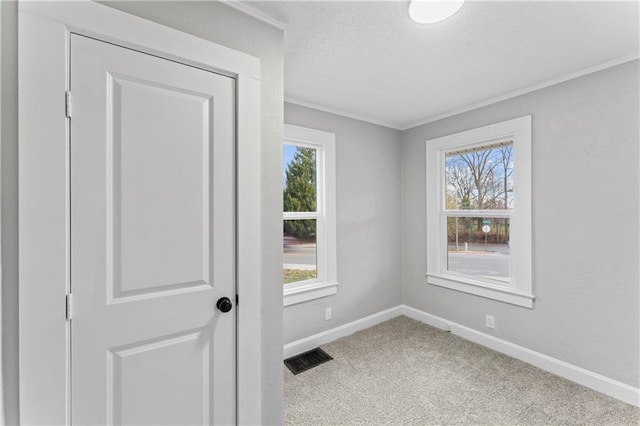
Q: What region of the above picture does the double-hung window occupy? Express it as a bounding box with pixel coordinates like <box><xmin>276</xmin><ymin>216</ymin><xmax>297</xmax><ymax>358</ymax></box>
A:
<box><xmin>283</xmin><ymin>124</ymin><xmax>338</xmax><ymax>306</ymax></box>
<box><xmin>426</xmin><ymin>116</ymin><xmax>533</xmax><ymax>308</ymax></box>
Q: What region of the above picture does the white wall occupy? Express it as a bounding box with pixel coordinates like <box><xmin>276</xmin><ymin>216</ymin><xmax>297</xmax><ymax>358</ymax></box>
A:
<box><xmin>283</xmin><ymin>102</ymin><xmax>403</xmax><ymax>344</ymax></box>
<box><xmin>401</xmin><ymin>60</ymin><xmax>640</xmax><ymax>388</ymax></box>
<box><xmin>1</xmin><ymin>1</ymin><xmax>285</xmax><ymax>423</ymax></box>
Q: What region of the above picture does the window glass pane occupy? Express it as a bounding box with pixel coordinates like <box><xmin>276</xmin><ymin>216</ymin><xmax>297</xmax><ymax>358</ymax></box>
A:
<box><xmin>447</xmin><ymin>217</ymin><xmax>510</xmax><ymax>280</ymax></box>
<box><xmin>283</xmin><ymin>219</ymin><xmax>317</xmax><ymax>284</ymax></box>
<box><xmin>283</xmin><ymin>144</ymin><xmax>317</xmax><ymax>212</ymax></box>
<box><xmin>445</xmin><ymin>142</ymin><xmax>513</xmax><ymax>210</ymax></box>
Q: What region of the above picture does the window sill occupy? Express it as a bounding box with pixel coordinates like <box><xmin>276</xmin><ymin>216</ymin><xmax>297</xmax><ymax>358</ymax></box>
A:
<box><xmin>426</xmin><ymin>273</ymin><xmax>534</xmax><ymax>308</ymax></box>
<box><xmin>283</xmin><ymin>281</ymin><xmax>338</xmax><ymax>307</ymax></box>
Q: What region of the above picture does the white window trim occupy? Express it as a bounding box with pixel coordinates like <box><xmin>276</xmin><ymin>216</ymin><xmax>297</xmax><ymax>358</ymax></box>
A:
<box><xmin>283</xmin><ymin>124</ymin><xmax>338</xmax><ymax>306</ymax></box>
<box><xmin>426</xmin><ymin>116</ymin><xmax>534</xmax><ymax>308</ymax></box>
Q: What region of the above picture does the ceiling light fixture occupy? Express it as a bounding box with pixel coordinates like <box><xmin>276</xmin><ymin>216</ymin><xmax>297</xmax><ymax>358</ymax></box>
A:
<box><xmin>408</xmin><ymin>0</ymin><xmax>466</xmax><ymax>24</ymax></box>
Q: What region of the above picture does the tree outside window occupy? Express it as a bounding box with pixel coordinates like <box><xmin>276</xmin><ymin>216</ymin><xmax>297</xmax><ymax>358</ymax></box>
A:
<box><xmin>283</xmin><ymin>145</ymin><xmax>318</xmax><ymax>284</ymax></box>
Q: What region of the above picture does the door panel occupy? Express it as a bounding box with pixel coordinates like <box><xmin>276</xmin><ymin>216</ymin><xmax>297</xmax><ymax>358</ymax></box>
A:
<box><xmin>108</xmin><ymin>328</ymin><xmax>211</xmax><ymax>425</ymax></box>
<box><xmin>110</xmin><ymin>75</ymin><xmax>213</xmax><ymax>299</ymax></box>
<box><xmin>70</xmin><ymin>34</ymin><xmax>235</xmax><ymax>425</ymax></box>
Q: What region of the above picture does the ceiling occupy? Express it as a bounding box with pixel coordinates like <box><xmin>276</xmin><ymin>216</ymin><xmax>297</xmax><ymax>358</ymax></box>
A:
<box><xmin>240</xmin><ymin>0</ymin><xmax>639</xmax><ymax>130</ymax></box>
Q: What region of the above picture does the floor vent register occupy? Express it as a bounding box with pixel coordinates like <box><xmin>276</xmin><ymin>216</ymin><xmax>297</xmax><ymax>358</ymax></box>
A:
<box><xmin>284</xmin><ymin>347</ymin><xmax>333</xmax><ymax>375</ymax></box>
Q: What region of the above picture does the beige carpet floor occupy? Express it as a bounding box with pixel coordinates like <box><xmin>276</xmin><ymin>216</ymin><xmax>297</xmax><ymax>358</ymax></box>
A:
<box><xmin>284</xmin><ymin>316</ymin><xmax>639</xmax><ymax>425</ymax></box>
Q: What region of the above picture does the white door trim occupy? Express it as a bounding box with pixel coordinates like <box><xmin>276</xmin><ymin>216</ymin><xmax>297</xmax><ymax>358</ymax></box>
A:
<box><xmin>18</xmin><ymin>1</ymin><xmax>262</xmax><ymax>424</ymax></box>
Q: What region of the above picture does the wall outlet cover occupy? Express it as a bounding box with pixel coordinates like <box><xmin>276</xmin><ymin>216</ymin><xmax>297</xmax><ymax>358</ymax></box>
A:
<box><xmin>485</xmin><ymin>315</ymin><xmax>496</xmax><ymax>329</ymax></box>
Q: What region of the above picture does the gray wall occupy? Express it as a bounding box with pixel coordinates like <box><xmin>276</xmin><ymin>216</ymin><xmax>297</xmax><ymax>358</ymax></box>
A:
<box><xmin>1</xmin><ymin>1</ymin><xmax>19</xmax><ymax>424</ymax></box>
<box><xmin>401</xmin><ymin>60</ymin><xmax>640</xmax><ymax>387</ymax></box>
<box><xmin>1</xmin><ymin>2</ymin><xmax>284</xmax><ymax>423</ymax></box>
<box><xmin>3</xmin><ymin>1</ymin><xmax>637</xmax><ymax>421</ymax></box>
<box><xmin>283</xmin><ymin>102</ymin><xmax>403</xmax><ymax>344</ymax></box>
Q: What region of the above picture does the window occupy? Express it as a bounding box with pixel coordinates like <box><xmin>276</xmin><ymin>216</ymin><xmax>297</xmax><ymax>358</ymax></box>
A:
<box><xmin>283</xmin><ymin>124</ymin><xmax>337</xmax><ymax>306</ymax></box>
<box><xmin>426</xmin><ymin>116</ymin><xmax>533</xmax><ymax>308</ymax></box>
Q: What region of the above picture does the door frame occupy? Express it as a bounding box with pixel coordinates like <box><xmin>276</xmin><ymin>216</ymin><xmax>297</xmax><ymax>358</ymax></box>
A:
<box><xmin>18</xmin><ymin>1</ymin><xmax>262</xmax><ymax>424</ymax></box>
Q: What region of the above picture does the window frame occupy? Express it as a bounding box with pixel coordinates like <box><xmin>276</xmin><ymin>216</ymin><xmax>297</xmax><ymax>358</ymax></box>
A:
<box><xmin>426</xmin><ymin>116</ymin><xmax>534</xmax><ymax>308</ymax></box>
<box><xmin>283</xmin><ymin>124</ymin><xmax>338</xmax><ymax>306</ymax></box>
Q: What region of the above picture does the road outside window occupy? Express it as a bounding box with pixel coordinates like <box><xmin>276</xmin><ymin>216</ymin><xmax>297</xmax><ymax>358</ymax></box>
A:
<box><xmin>444</xmin><ymin>143</ymin><xmax>512</xmax><ymax>281</ymax></box>
<box><xmin>426</xmin><ymin>116</ymin><xmax>533</xmax><ymax>308</ymax></box>
<box><xmin>283</xmin><ymin>144</ymin><xmax>319</xmax><ymax>284</ymax></box>
<box><xmin>282</xmin><ymin>125</ymin><xmax>338</xmax><ymax>306</ymax></box>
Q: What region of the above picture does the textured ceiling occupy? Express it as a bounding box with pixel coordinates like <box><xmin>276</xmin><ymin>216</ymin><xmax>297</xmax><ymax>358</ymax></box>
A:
<box><xmin>243</xmin><ymin>1</ymin><xmax>639</xmax><ymax>130</ymax></box>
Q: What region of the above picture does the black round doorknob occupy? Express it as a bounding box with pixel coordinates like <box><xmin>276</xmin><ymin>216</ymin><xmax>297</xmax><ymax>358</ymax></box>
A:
<box><xmin>216</xmin><ymin>297</ymin><xmax>233</xmax><ymax>313</ymax></box>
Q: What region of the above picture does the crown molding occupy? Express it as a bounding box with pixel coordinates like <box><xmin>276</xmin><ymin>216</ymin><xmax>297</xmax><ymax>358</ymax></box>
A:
<box><xmin>284</xmin><ymin>97</ymin><xmax>401</xmax><ymax>130</ymax></box>
<box><xmin>286</xmin><ymin>53</ymin><xmax>638</xmax><ymax>132</ymax></box>
<box><xmin>400</xmin><ymin>53</ymin><xmax>640</xmax><ymax>130</ymax></box>
<box><xmin>222</xmin><ymin>1</ymin><xmax>287</xmax><ymax>31</ymax></box>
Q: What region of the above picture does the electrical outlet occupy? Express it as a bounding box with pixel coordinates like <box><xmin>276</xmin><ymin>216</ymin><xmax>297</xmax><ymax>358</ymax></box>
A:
<box><xmin>325</xmin><ymin>308</ymin><xmax>332</xmax><ymax>321</ymax></box>
<box><xmin>485</xmin><ymin>315</ymin><xmax>495</xmax><ymax>329</ymax></box>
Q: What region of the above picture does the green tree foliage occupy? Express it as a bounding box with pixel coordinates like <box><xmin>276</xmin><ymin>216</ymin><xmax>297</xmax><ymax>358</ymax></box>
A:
<box><xmin>283</xmin><ymin>147</ymin><xmax>316</xmax><ymax>239</ymax></box>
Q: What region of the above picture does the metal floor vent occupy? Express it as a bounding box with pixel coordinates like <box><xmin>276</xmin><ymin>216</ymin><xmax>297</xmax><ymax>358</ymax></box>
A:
<box><xmin>284</xmin><ymin>347</ymin><xmax>333</xmax><ymax>375</ymax></box>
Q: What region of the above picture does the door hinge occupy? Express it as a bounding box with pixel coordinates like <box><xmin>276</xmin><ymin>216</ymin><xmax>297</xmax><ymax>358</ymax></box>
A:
<box><xmin>65</xmin><ymin>293</ymin><xmax>73</xmax><ymax>321</ymax></box>
<box><xmin>65</xmin><ymin>91</ymin><xmax>72</xmax><ymax>118</ymax></box>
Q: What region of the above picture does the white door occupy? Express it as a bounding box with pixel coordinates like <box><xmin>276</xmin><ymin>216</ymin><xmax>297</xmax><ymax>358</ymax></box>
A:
<box><xmin>70</xmin><ymin>34</ymin><xmax>236</xmax><ymax>425</ymax></box>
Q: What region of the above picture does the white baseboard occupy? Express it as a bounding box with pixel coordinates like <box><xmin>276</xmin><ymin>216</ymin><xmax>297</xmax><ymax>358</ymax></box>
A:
<box><xmin>283</xmin><ymin>306</ymin><xmax>403</xmax><ymax>359</ymax></box>
<box><xmin>284</xmin><ymin>304</ymin><xmax>639</xmax><ymax>407</ymax></box>
<box><xmin>401</xmin><ymin>305</ymin><xmax>640</xmax><ymax>407</ymax></box>
<box><xmin>401</xmin><ymin>305</ymin><xmax>452</xmax><ymax>330</ymax></box>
